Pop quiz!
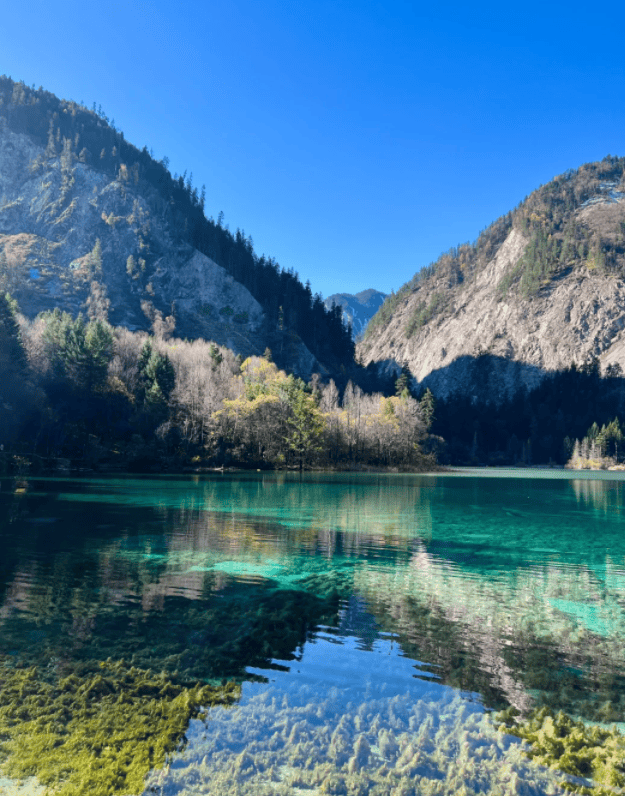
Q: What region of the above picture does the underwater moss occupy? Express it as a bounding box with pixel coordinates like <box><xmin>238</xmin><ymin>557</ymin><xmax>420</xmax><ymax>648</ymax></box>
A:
<box><xmin>0</xmin><ymin>562</ymin><xmax>349</xmax><ymax>795</ymax></box>
<box><xmin>142</xmin><ymin>673</ymin><xmax>567</xmax><ymax>796</ymax></box>
<box><xmin>0</xmin><ymin>659</ymin><xmax>240</xmax><ymax>796</ymax></box>
<box><xmin>497</xmin><ymin>705</ymin><xmax>625</xmax><ymax>795</ymax></box>
<box><xmin>296</xmin><ymin>569</ymin><xmax>353</xmax><ymax>602</ymax></box>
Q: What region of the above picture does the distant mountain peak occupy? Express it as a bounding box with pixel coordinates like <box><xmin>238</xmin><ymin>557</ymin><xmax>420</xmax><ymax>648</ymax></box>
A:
<box><xmin>324</xmin><ymin>289</ymin><xmax>387</xmax><ymax>339</ymax></box>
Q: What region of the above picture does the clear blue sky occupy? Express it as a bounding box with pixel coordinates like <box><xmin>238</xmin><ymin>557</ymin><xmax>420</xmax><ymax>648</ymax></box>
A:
<box><xmin>2</xmin><ymin>1</ymin><xmax>624</xmax><ymax>299</ymax></box>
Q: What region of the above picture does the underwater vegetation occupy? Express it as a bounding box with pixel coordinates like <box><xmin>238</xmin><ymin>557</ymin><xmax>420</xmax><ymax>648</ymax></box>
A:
<box><xmin>142</xmin><ymin>660</ymin><xmax>568</xmax><ymax>796</ymax></box>
<box><xmin>497</xmin><ymin>706</ymin><xmax>625</xmax><ymax>795</ymax></box>
<box><xmin>0</xmin><ymin>658</ymin><xmax>240</xmax><ymax>795</ymax></box>
<box><xmin>5</xmin><ymin>473</ymin><xmax>625</xmax><ymax>794</ymax></box>
<box><xmin>0</xmin><ymin>557</ymin><xmax>348</xmax><ymax>794</ymax></box>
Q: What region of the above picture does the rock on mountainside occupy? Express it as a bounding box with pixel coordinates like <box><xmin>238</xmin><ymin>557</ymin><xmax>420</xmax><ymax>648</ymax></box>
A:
<box><xmin>0</xmin><ymin>106</ymin><xmax>322</xmax><ymax>377</ymax></box>
<box><xmin>358</xmin><ymin>158</ymin><xmax>625</xmax><ymax>401</ymax></box>
<box><xmin>324</xmin><ymin>289</ymin><xmax>387</xmax><ymax>339</ymax></box>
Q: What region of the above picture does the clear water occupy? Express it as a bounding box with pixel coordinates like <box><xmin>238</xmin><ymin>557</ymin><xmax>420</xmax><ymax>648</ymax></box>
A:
<box><xmin>2</xmin><ymin>469</ymin><xmax>625</xmax><ymax>794</ymax></box>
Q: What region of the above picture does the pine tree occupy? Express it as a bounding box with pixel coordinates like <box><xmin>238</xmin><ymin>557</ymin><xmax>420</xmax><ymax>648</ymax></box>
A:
<box><xmin>147</xmin><ymin>352</ymin><xmax>175</xmax><ymax>401</ymax></box>
<box><xmin>82</xmin><ymin>320</ymin><xmax>113</xmax><ymax>391</ymax></box>
<box><xmin>136</xmin><ymin>340</ymin><xmax>153</xmax><ymax>403</ymax></box>
<box><xmin>41</xmin><ymin>311</ymin><xmax>112</xmax><ymax>392</ymax></box>
<box><xmin>281</xmin><ymin>376</ymin><xmax>324</xmax><ymax>470</ymax></box>
<box><xmin>90</xmin><ymin>239</ymin><xmax>103</xmax><ymax>275</ymax></box>
<box><xmin>420</xmin><ymin>388</ymin><xmax>436</xmax><ymax>430</ymax></box>
<box><xmin>0</xmin><ymin>292</ymin><xmax>26</xmax><ymax>372</ymax></box>
<box><xmin>395</xmin><ymin>373</ymin><xmax>409</xmax><ymax>398</ymax></box>
<box><xmin>209</xmin><ymin>343</ymin><xmax>223</xmax><ymax>370</ymax></box>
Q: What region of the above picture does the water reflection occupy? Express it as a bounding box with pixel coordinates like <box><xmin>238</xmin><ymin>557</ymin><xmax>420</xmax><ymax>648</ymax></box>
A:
<box><xmin>2</xmin><ymin>471</ymin><xmax>625</xmax><ymax>727</ymax></box>
<box><xmin>570</xmin><ymin>473</ymin><xmax>625</xmax><ymax>515</ymax></box>
<box><xmin>143</xmin><ymin>635</ymin><xmax>563</xmax><ymax>796</ymax></box>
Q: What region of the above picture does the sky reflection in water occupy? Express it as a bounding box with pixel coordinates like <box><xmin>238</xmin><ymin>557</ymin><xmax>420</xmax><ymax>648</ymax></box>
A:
<box><xmin>2</xmin><ymin>470</ymin><xmax>625</xmax><ymax>793</ymax></box>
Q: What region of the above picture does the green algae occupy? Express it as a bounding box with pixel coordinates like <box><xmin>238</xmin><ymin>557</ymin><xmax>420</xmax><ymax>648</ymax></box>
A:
<box><xmin>296</xmin><ymin>568</ymin><xmax>354</xmax><ymax>601</ymax></box>
<box><xmin>497</xmin><ymin>705</ymin><xmax>625</xmax><ymax>795</ymax></box>
<box><xmin>0</xmin><ymin>659</ymin><xmax>240</xmax><ymax>796</ymax></box>
<box><xmin>0</xmin><ymin>570</ymin><xmax>344</xmax><ymax>795</ymax></box>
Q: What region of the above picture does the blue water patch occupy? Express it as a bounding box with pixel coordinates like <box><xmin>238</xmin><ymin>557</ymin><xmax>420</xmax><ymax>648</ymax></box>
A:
<box><xmin>29</xmin><ymin>267</ymin><xmax>40</xmax><ymax>279</ymax></box>
<box><xmin>142</xmin><ymin>633</ymin><xmax>565</xmax><ymax>796</ymax></box>
<box><xmin>549</xmin><ymin>597</ymin><xmax>619</xmax><ymax>637</ymax></box>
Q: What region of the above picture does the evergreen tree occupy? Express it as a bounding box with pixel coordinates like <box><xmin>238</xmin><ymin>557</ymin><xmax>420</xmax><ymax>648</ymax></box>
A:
<box><xmin>420</xmin><ymin>388</ymin><xmax>436</xmax><ymax>430</ymax></box>
<box><xmin>136</xmin><ymin>341</ymin><xmax>175</xmax><ymax>403</ymax></box>
<box><xmin>280</xmin><ymin>376</ymin><xmax>324</xmax><ymax>470</ymax></box>
<box><xmin>41</xmin><ymin>310</ymin><xmax>113</xmax><ymax>392</ymax></box>
<box><xmin>147</xmin><ymin>351</ymin><xmax>175</xmax><ymax>401</ymax></box>
<box><xmin>395</xmin><ymin>372</ymin><xmax>409</xmax><ymax>398</ymax></box>
<box><xmin>136</xmin><ymin>340</ymin><xmax>154</xmax><ymax>403</ymax></box>
<box><xmin>0</xmin><ymin>292</ymin><xmax>26</xmax><ymax>371</ymax></box>
<box><xmin>0</xmin><ymin>296</ymin><xmax>33</xmax><ymax>445</ymax></box>
<box><xmin>83</xmin><ymin>319</ymin><xmax>114</xmax><ymax>391</ymax></box>
<box><xmin>90</xmin><ymin>238</ymin><xmax>103</xmax><ymax>275</ymax></box>
<box><xmin>209</xmin><ymin>343</ymin><xmax>223</xmax><ymax>371</ymax></box>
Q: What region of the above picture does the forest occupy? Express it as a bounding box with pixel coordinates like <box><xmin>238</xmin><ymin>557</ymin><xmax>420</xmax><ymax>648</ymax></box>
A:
<box><xmin>431</xmin><ymin>355</ymin><xmax>625</xmax><ymax>468</ymax></box>
<box><xmin>5</xmin><ymin>284</ymin><xmax>625</xmax><ymax>472</ymax></box>
<box><xmin>0</xmin><ymin>293</ymin><xmax>434</xmax><ymax>473</ymax></box>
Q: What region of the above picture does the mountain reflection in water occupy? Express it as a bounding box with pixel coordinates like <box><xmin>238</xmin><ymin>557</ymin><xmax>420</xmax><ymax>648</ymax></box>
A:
<box><xmin>1</xmin><ymin>470</ymin><xmax>625</xmax><ymax>793</ymax></box>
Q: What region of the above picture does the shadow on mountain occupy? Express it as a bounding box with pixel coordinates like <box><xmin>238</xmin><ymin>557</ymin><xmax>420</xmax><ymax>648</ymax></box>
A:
<box><xmin>420</xmin><ymin>353</ymin><xmax>547</xmax><ymax>404</ymax></box>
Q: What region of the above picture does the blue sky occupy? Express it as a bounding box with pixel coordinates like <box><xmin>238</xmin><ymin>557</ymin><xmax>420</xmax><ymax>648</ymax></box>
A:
<box><xmin>2</xmin><ymin>1</ymin><xmax>625</xmax><ymax>299</ymax></box>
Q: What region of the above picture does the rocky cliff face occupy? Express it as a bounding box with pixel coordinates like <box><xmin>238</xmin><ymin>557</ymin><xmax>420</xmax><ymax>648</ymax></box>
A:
<box><xmin>358</xmin><ymin>159</ymin><xmax>625</xmax><ymax>401</ymax></box>
<box><xmin>0</xmin><ymin>119</ymin><xmax>319</xmax><ymax>377</ymax></box>
<box><xmin>324</xmin><ymin>289</ymin><xmax>387</xmax><ymax>339</ymax></box>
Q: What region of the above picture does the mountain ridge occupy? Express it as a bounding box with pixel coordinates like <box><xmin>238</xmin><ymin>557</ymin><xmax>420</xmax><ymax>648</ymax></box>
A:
<box><xmin>358</xmin><ymin>156</ymin><xmax>625</xmax><ymax>400</ymax></box>
<box><xmin>0</xmin><ymin>77</ymin><xmax>354</xmax><ymax>377</ymax></box>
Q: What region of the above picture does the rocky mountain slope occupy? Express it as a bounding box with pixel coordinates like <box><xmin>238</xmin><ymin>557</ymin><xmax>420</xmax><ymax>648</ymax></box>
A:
<box><xmin>324</xmin><ymin>289</ymin><xmax>387</xmax><ymax>339</ymax></box>
<box><xmin>0</xmin><ymin>78</ymin><xmax>355</xmax><ymax>378</ymax></box>
<box><xmin>0</xmin><ymin>121</ymin><xmax>267</xmax><ymax>346</ymax></box>
<box><xmin>358</xmin><ymin>157</ymin><xmax>625</xmax><ymax>401</ymax></box>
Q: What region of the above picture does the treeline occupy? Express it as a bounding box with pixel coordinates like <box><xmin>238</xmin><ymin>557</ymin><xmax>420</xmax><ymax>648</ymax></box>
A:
<box><xmin>0</xmin><ymin>76</ymin><xmax>354</xmax><ymax>370</ymax></box>
<box><xmin>431</xmin><ymin>357</ymin><xmax>625</xmax><ymax>466</ymax></box>
<box><xmin>0</xmin><ymin>294</ymin><xmax>434</xmax><ymax>472</ymax></box>
<box><xmin>503</xmin><ymin>155</ymin><xmax>625</xmax><ymax>296</ymax></box>
<box><xmin>567</xmin><ymin>418</ymin><xmax>624</xmax><ymax>469</ymax></box>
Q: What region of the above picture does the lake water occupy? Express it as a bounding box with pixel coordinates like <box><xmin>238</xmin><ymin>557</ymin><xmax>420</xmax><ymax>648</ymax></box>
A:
<box><xmin>2</xmin><ymin>469</ymin><xmax>625</xmax><ymax>795</ymax></box>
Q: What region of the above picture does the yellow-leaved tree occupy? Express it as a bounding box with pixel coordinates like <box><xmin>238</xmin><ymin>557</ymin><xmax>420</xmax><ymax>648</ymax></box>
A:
<box><xmin>215</xmin><ymin>356</ymin><xmax>325</xmax><ymax>468</ymax></box>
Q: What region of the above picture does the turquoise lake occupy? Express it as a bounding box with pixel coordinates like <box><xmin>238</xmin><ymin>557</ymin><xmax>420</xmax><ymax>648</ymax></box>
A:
<box><xmin>2</xmin><ymin>469</ymin><xmax>625</xmax><ymax>795</ymax></box>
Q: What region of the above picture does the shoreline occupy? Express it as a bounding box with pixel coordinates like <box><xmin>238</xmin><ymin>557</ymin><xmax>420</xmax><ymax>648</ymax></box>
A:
<box><xmin>0</xmin><ymin>451</ymin><xmax>442</xmax><ymax>478</ymax></box>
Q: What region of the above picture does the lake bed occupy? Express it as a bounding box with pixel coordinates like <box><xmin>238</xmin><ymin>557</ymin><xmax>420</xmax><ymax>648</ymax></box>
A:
<box><xmin>2</xmin><ymin>469</ymin><xmax>625</xmax><ymax>794</ymax></box>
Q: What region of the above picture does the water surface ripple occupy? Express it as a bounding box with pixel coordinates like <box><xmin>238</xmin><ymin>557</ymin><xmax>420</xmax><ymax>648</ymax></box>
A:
<box><xmin>2</xmin><ymin>469</ymin><xmax>625</xmax><ymax>794</ymax></box>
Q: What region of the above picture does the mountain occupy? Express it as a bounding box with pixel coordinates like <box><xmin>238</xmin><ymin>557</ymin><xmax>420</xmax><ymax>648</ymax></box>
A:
<box><xmin>358</xmin><ymin>156</ymin><xmax>625</xmax><ymax>401</ymax></box>
<box><xmin>0</xmin><ymin>77</ymin><xmax>354</xmax><ymax>377</ymax></box>
<box><xmin>324</xmin><ymin>289</ymin><xmax>387</xmax><ymax>339</ymax></box>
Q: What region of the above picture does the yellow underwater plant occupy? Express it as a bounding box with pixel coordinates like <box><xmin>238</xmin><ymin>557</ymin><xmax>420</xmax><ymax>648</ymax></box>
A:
<box><xmin>498</xmin><ymin>705</ymin><xmax>625</xmax><ymax>795</ymax></box>
<box><xmin>0</xmin><ymin>658</ymin><xmax>240</xmax><ymax>796</ymax></box>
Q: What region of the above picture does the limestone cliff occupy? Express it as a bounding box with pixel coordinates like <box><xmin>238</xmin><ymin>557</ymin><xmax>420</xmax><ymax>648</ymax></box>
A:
<box><xmin>0</xmin><ymin>117</ymin><xmax>320</xmax><ymax>378</ymax></box>
<box><xmin>358</xmin><ymin>158</ymin><xmax>625</xmax><ymax>401</ymax></box>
